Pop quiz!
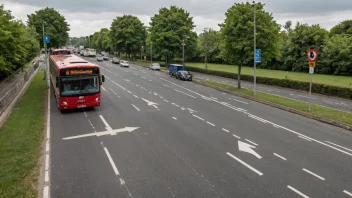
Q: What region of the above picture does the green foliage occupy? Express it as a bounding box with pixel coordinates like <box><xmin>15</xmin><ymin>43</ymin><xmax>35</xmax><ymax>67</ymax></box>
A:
<box><xmin>91</xmin><ymin>28</ymin><xmax>111</xmax><ymax>52</ymax></box>
<box><xmin>322</xmin><ymin>34</ymin><xmax>352</xmax><ymax>75</ymax></box>
<box><xmin>0</xmin><ymin>5</ymin><xmax>39</xmax><ymax>73</ymax></box>
<box><xmin>197</xmin><ymin>28</ymin><xmax>221</xmax><ymax>63</ymax></box>
<box><xmin>330</xmin><ymin>20</ymin><xmax>352</xmax><ymax>35</ymax></box>
<box><xmin>110</xmin><ymin>15</ymin><xmax>146</xmax><ymax>57</ymax></box>
<box><xmin>149</xmin><ymin>6</ymin><xmax>197</xmax><ymax>65</ymax></box>
<box><xmin>219</xmin><ymin>2</ymin><xmax>280</xmax><ymax>88</ymax></box>
<box><xmin>27</xmin><ymin>7</ymin><xmax>70</xmax><ymax>48</ymax></box>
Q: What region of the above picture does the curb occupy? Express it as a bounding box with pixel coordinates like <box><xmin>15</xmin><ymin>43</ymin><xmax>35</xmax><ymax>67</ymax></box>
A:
<box><xmin>193</xmin><ymin>80</ymin><xmax>352</xmax><ymax>132</ymax></box>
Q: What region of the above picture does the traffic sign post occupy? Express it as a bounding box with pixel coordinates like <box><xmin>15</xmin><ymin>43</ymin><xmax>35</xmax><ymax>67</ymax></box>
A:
<box><xmin>307</xmin><ymin>49</ymin><xmax>318</xmax><ymax>112</ymax></box>
<box><xmin>254</xmin><ymin>49</ymin><xmax>261</xmax><ymax>95</ymax></box>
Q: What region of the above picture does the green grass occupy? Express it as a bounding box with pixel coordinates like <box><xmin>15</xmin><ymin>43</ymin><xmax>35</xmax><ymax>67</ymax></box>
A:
<box><xmin>0</xmin><ymin>71</ymin><xmax>47</xmax><ymax>197</ymax></box>
<box><xmin>187</xmin><ymin>62</ymin><xmax>352</xmax><ymax>88</ymax></box>
<box><xmin>195</xmin><ymin>78</ymin><xmax>352</xmax><ymax>126</ymax></box>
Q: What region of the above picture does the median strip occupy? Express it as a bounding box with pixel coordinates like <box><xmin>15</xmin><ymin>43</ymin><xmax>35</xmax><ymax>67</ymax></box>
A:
<box><xmin>194</xmin><ymin>78</ymin><xmax>352</xmax><ymax>131</ymax></box>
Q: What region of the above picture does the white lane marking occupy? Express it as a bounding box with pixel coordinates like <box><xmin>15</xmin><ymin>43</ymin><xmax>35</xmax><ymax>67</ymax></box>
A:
<box><xmin>152</xmin><ymin>105</ymin><xmax>158</xmax><ymax>109</ymax></box>
<box><xmin>149</xmin><ymin>92</ymin><xmax>152</xmax><ymax>94</ymax></box>
<box><xmin>131</xmin><ymin>104</ymin><xmax>140</xmax><ymax>111</ymax></box>
<box><xmin>273</xmin><ymin>153</ymin><xmax>287</xmax><ymax>161</ymax></box>
<box><xmin>344</xmin><ymin>190</ymin><xmax>352</xmax><ymax>197</ymax></box>
<box><xmin>172</xmin><ymin>117</ymin><xmax>177</xmax><ymax>120</ymax></box>
<box><xmin>245</xmin><ymin>139</ymin><xmax>258</xmax><ymax>146</ymax></box>
<box><xmin>84</xmin><ymin>112</ymin><xmax>88</xmax><ymax>117</ymax></box>
<box><xmin>163</xmin><ymin>84</ymin><xmax>170</xmax><ymax>88</ymax></box>
<box><xmin>323</xmin><ymin>100</ymin><xmax>334</xmax><ymax>104</ymax></box>
<box><xmin>249</xmin><ymin>115</ymin><xmax>267</xmax><ymax>123</ymax></box>
<box><xmin>226</xmin><ymin>152</ymin><xmax>263</xmax><ymax>176</ymax></box>
<box><xmin>153</xmin><ymin>92</ymin><xmax>158</xmax><ymax>95</ymax></box>
<box><xmin>299</xmin><ymin>136</ymin><xmax>312</xmax><ymax>142</ymax></box>
<box><xmin>210</xmin><ymin>97</ymin><xmax>218</xmax><ymax>100</ymax></box>
<box><xmin>127</xmin><ymin>90</ymin><xmax>132</xmax><ymax>94</ymax></box>
<box><xmin>298</xmin><ymin>94</ymin><xmax>316</xmax><ymax>100</ymax></box>
<box><xmin>133</xmin><ymin>95</ymin><xmax>139</xmax><ymax>98</ymax></box>
<box><xmin>43</xmin><ymin>186</ymin><xmax>49</xmax><ymax>198</ymax></box>
<box><xmin>174</xmin><ymin>89</ymin><xmax>197</xmax><ymax>98</ymax></box>
<box><xmin>187</xmin><ymin>108</ymin><xmax>195</xmax><ymax>112</ymax></box>
<box><xmin>171</xmin><ymin>103</ymin><xmax>180</xmax><ymax>107</ymax></box>
<box><xmin>101</xmin><ymin>86</ymin><xmax>106</xmax><ymax>91</ymax></box>
<box><xmin>222</xmin><ymin>128</ymin><xmax>230</xmax><ymax>133</ymax></box>
<box><xmin>99</xmin><ymin>115</ymin><xmax>113</xmax><ymax>131</ymax></box>
<box><xmin>287</xmin><ymin>186</ymin><xmax>309</xmax><ymax>198</ymax></box>
<box><xmin>192</xmin><ymin>114</ymin><xmax>204</xmax><ymax>121</ymax></box>
<box><xmin>141</xmin><ymin>77</ymin><xmax>146</xmax><ymax>79</ymax></box>
<box><xmin>325</xmin><ymin>141</ymin><xmax>352</xmax><ymax>152</ymax></box>
<box><xmin>102</xmin><ymin>144</ymin><xmax>120</xmax><ymax>175</ymax></box>
<box><xmin>229</xmin><ymin>97</ymin><xmax>249</xmax><ymax>104</ymax></box>
<box><xmin>159</xmin><ymin>77</ymin><xmax>352</xmax><ymax>157</ymax></box>
<box><xmin>45</xmin><ymin>140</ymin><xmax>50</xmax><ymax>152</ymax></box>
<box><xmin>206</xmin><ymin>121</ymin><xmax>215</xmax><ymax>126</ymax></box>
<box><xmin>232</xmin><ymin>134</ymin><xmax>241</xmax><ymax>139</ymax></box>
<box><xmin>136</xmin><ymin>84</ymin><xmax>139</xmax><ymax>87</ymax></box>
<box><xmin>273</xmin><ymin>124</ymin><xmax>280</xmax><ymax>128</ymax></box>
<box><xmin>302</xmin><ymin>168</ymin><xmax>325</xmax><ymax>180</ymax></box>
<box><xmin>164</xmin><ymin>100</ymin><xmax>169</xmax><ymax>102</ymax></box>
<box><xmin>149</xmin><ymin>80</ymin><xmax>152</xmax><ymax>81</ymax></box>
<box><xmin>222</xmin><ymin>93</ymin><xmax>226</xmax><ymax>95</ymax></box>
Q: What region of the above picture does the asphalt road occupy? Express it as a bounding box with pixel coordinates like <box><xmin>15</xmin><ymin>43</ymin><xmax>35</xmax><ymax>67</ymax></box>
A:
<box><xmin>191</xmin><ymin>72</ymin><xmax>352</xmax><ymax>112</ymax></box>
<box><xmin>50</xmin><ymin>57</ymin><xmax>352</xmax><ymax>198</ymax></box>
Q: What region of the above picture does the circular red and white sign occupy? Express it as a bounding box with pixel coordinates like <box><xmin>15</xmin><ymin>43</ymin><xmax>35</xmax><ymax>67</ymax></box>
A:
<box><xmin>306</xmin><ymin>49</ymin><xmax>318</xmax><ymax>62</ymax></box>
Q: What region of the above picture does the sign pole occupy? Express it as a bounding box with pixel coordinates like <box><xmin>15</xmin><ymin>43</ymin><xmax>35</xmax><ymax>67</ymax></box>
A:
<box><xmin>253</xmin><ymin>2</ymin><xmax>257</xmax><ymax>96</ymax></box>
<box><xmin>309</xmin><ymin>72</ymin><xmax>312</xmax><ymax>112</ymax></box>
<box><xmin>306</xmin><ymin>48</ymin><xmax>318</xmax><ymax>112</ymax></box>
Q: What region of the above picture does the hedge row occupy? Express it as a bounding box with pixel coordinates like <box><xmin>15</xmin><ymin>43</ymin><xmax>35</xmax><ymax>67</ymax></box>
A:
<box><xmin>185</xmin><ymin>66</ymin><xmax>352</xmax><ymax>99</ymax></box>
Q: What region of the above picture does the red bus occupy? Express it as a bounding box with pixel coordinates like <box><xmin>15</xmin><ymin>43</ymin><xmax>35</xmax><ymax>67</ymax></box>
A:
<box><xmin>49</xmin><ymin>53</ymin><xmax>105</xmax><ymax>110</ymax></box>
<box><xmin>52</xmin><ymin>49</ymin><xmax>72</xmax><ymax>55</ymax></box>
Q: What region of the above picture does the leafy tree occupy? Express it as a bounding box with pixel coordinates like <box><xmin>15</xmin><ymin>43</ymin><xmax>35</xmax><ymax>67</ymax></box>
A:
<box><xmin>110</xmin><ymin>15</ymin><xmax>146</xmax><ymax>58</ymax></box>
<box><xmin>149</xmin><ymin>6</ymin><xmax>197</xmax><ymax>66</ymax></box>
<box><xmin>197</xmin><ymin>28</ymin><xmax>220</xmax><ymax>68</ymax></box>
<box><xmin>91</xmin><ymin>28</ymin><xmax>111</xmax><ymax>52</ymax></box>
<box><xmin>27</xmin><ymin>7</ymin><xmax>70</xmax><ymax>48</ymax></box>
<box><xmin>281</xmin><ymin>22</ymin><xmax>328</xmax><ymax>72</ymax></box>
<box><xmin>330</xmin><ymin>20</ymin><xmax>352</xmax><ymax>35</ymax></box>
<box><xmin>321</xmin><ymin>34</ymin><xmax>352</xmax><ymax>75</ymax></box>
<box><xmin>219</xmin><ymin>2</ymin><xmax>280</xmax><ymax>88</ymax></box>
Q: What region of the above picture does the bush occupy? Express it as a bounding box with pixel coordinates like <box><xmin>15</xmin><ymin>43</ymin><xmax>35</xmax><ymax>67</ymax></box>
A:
<box><xmin>185</xmin><ymin>66</ymin><xmax>352</xmax><ymax>99</ymax></box>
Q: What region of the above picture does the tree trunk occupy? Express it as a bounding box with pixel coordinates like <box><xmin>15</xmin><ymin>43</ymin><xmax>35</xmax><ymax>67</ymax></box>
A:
<box><xmin>238</xmin><ymin>64</ymin><xmax>242</xmax><ymax>89</ymax></box>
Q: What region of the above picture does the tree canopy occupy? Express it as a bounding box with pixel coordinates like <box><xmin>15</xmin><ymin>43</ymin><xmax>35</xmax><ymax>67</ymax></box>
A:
<box><xmin>27</xmin><ymin>7</ymin><xmax>70</xmax><ymax>48</ymax></box>
<box><xmin>219</xmin><ymin>2</ymin><xmax>280</xmax><ymax>88</ymax></box>
<box><xmin>197</xmin><ymin>28</ymin><xmax>221</xmax><ymax>66</ymax></box>
<box><xmin>330</xmin><ymin>20</ymin><xmax>352</xmax><ymax>36</ymax></box>
<box><xmin>149</xmin><ymin>6</ymin><xmax>197</xmax><ymax>65</ymax></box>
<box><xmin>110</xmin><ymin>15</ymin><xmax>146</xmax><ymax>58</ymax></box>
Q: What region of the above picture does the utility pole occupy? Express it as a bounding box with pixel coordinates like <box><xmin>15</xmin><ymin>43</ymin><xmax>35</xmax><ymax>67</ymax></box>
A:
<box><xmin>151</xmin><ymin>41</ymin><xmax>153</xmax><ymax>64</ymax></box>
<box><xmin>182</xmin><ymin>35</ymin><xmax>185</xmax><ymax>66</ymax></box>
<box><xmin>204</xmin><ymin>28</ymin><xmax>209</xmax><ymax>70</ymax></box>
<box><xmin>42</xmin><ymin>22</ymin><xmax>47</xmax><ymax>82</ymax></box>
<box><xmin>253</xmin><ymin>2</ymin><xmax>257</xmax><ymax>95</ymax></box>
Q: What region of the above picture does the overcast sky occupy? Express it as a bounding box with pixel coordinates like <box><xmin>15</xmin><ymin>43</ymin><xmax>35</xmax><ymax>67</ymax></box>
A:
<box><xmin>1</xmin><ymin>0</ymin><xmax>352</xmax><ymax>37</ymax></box>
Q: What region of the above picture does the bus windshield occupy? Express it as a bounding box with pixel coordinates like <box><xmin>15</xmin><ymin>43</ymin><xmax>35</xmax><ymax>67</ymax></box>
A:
<box><xmin>60</xmin><ymin>76</ymin><xmax>100</xmax><ymax>96</ymax></box>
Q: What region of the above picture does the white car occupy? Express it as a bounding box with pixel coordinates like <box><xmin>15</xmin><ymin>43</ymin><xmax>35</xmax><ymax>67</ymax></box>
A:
<box><xmin>120</xmin><ymin>60</ymin><xmax>129</xmax><ymax>67</ymax></box>
<box><xmin>150</xmin><ymin>63</ymin><xmax>160</xmax><ymax>70</ymax></box>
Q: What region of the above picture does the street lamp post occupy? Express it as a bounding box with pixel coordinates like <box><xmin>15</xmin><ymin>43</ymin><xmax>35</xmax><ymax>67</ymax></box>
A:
<box><xmin>151</xmin><ymin>41</ymin><xmax>153</xmax><ymax>64</ymax></box>
<box><xmin>253</xmin><ymin>2</ymin><xmax>257</xmax><ymax>95</ymax></box>
<box><xmin>42</xmin><ymin>22</ymin><xmax>47</xmax><ymax>81</ymax></box>
<box><xmin>204</xmin><ymin>28</ymin><xmax>209</xmax><ymax>70</ymax></box>
<box><xmin>182</xmin><ymin>35</ymin><xmax>185</xmax><ymax>66</ymax></box>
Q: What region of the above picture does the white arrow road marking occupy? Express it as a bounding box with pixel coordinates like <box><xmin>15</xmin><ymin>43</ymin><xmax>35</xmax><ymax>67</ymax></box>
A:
<box><xmin>238</xmin><ymin>140</ymin><xmax>262</xmax><ymax>159</ymax></box>
<box><xmin>62</xmin><ymin>127</ymin><xmax>140</xmax><ymax>140</ymax></box>
<box><xmin>100</xmin><ymin>115</ymin><xmax>113</xmax><ymax>131</ymax></box>
<box><xmin>141</xmin><ymin>98</ymin><xmax>158</xmax><ymax>106</ymax></box>
<box><xmin>227</xmin><ymin>152</ymin><xmax>263</xmax><ymax>176</ymax></box>
<box><xmin>344</xmin><ymin>190</ymin><xmax>352</xmax><ymax>197</ymax></box>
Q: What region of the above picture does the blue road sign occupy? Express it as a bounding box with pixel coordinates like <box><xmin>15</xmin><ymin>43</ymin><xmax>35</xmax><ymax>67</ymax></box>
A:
<box><xmin>44</xmin><ymin>35</ymin><xmax>50</xmax><ymax>43</ymax></box>
<box><xmin>255</xmin><ymin>49</ymin><xmax>261</xmax><ymax>63</ymax></box>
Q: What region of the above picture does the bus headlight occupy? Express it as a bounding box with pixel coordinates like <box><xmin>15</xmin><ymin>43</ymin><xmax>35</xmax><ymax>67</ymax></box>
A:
<box><xmin>96</xmin><ymin>97</ymin><xmax>99</xmax><ymax>102</ymax></box>
<box><xmin>63</xmin><ymin>101</ymin><xmax>67</xmax><ymax>105</ymax></box>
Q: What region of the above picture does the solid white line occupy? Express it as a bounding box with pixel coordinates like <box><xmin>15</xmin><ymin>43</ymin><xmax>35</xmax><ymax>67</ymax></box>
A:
<box><xmin>323</xmin><ymin>100</ymin><xmax>334</xmax><ymax>104</ymax></box>
<box><xmin>131</xmin><ymin>104</ymin><xmax>140</xmax><ymax>111</ymax></box>
<box><xmin>298</xmin><ymin>94</ymin><xmax>316</xmax><ymax>100</ymax></box>
<box><xmin>172</xmin><ymin>117</ymin><xmax>177</xmax><ymax>120</ymax></box>
<box><xmin>163</xmin><ymin>84</ymin><xmax>170</xmax><ymax>88</ymax></box>
<box><xmin>174</xmin><ymin>89</ymin><xmax>197</xmax><ymax>98</ymax></box>
<box><xmin>133</xmin><ymin>95</ymin><xmax>139</xmax><ymax>98</ymax></box>
<box><xmin>232</xmin><ymin>134</ymin><xmax>241</xmax><ymax>139</ymax></box>
<box><xmin>127</xmin><ymin>90</ymin><xmax>132</xmax><ymax>93</ymax></box>
<box><xmin>249</xmin><ymin>115</ymin><xmax>267</xmax><ymax>123</ymax></box>
<box><xmin>287</xmin><ymin>186</ymin><xmax>309</xmax><ymax>198</ymax></box>
<box><xmin>230</xmin><ymin>97</ymin><xmax>249</xmax><ymax>104</ymax></box>
<box><xmin>222</xmin><ymin>128</ymin><xmax>230</xmax><ymax>133</ymax></box>
<box><xmin>99</xmin><ymin>115</ymin><xmax>112</xmax><ymax>131</ymax></box>
<box><xmin>187</xmin><ymin>108</ymin><xmax>195</xmax><ymax>111</ymax></box>
<box><xmin>206</xmin><ymin>121</ymin><xmax>215</xmax><ymax>126</ymax></box>
<box><xmin>152</xmin><ymin>105</ymin><xmax>158</xmax><ymax>109</ymax></box>
<box><xmin>325</xmin><ymin>141</ymin><xmax>352</xmax><ymax>152</ymax></box>
<box><xmin>344</xmin><ymin>190</ymin><xmax>352</xmax><ymax>197</ymax></box>
<box><xmin>103</xmin><ymin>146</ymin><xmax>120</xmax><ymax>175</ymax></box>
<box><xmin>45</xmin><ymin>170</ymin><xmax>49</xmax><ymax>182</ymax></box>
<box><xmin>43</xmin><ymin>186</ymin><xmax>49</xmax><ymax>198</ymax></box>
<box><xmin>45</xmin><ymin>154</ymin><xmax>49</xmax><ymax>170</ymax></box>
<box><xmin>164</xmin><ymin>100</ymin><xmax>169</xmax><ymax>102</ymax></box>
<box><xmin>273</xmin><ymin>153</ymin><xmax>287</xmax><ymax>161</ymax></box>
<box><xmin>299</xmin><ymin>136</ymin><xmax>312</xmax><ymax>142</ymax></box>
<box><xmin>101</xmin><ymin>86</ymin><xmax>106</xmax><ymax>91</ymax></box>
<box><xmin>192</xmin><ymin>114</ymin><xmax>204</xmax><ymax>121</ymax></box>
<box><xmin>302</xmin><ymin>168</ymin><xmax>325</xmax><ymax>180</ymax></box>
<box><xmin>45</xmin><ymin>140</ymin><xmax>50</xmax><ymax>152</ymax></box>
<box><xmin>172</xmin><ymin>103</ymin><xmax>180</xmax><ymax>107</ymax></box>
<box><xmin>245</xmin><ymin>139</ymin><xmax>258</xmax><ymax>146</ymax></box>
<box><xmin>226</xmin><ymin>152</ymin><xmax>263</xmax><ymax>176</ymax></box>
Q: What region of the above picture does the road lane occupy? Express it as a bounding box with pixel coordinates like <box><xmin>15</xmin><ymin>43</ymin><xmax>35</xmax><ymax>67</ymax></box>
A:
<box><xmin>50</xmin><ymin>56</ymin><xmax>352</xmax><ymax>197</ymax></box>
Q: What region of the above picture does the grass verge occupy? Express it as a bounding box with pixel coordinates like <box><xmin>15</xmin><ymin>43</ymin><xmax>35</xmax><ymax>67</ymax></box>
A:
<box><xmin>187</xmin><ymin>62</ymin><xmax>352</xmax><ymax>88</ymax></box>
<box><xmin>0</xmin><ymin>71</ymin><xmax>47</xmax><ymax>197</ymax></box>
<box><xmin>195</xmin><ymin>78</ymin><xmax>352</xmax><ymax>126</ymax></box>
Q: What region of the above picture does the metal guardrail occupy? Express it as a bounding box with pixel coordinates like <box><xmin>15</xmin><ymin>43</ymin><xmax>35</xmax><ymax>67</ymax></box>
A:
<box><xmin>0</xmin><ymin>61</ymin><xmax>39</xmax><ymax>117</ymax></box>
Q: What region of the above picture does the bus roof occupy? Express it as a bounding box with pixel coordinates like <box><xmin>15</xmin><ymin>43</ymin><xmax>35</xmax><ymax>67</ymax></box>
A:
<box><xmin>52</xmin><ymin>49</ymin><xmax>71</xmax><ymax>53</ymax></box>
<box><xmin>50</xmin><ymin>55</ymin><xmax>99</xmax><ymax>69</ymax></box>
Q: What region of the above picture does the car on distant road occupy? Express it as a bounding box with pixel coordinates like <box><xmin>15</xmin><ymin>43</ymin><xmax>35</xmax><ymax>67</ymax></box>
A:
<box><xmin>120</xmin><ymin>60</ymin><xmax>129</xmax><ymax>67</ymax></box>
<box><xmin>97</xmin><ymin>55</ymin><xmax>104</xmax><ymax>62</ymax></box>
<box><xmin>103</xmin><ymin>55</ymin><xmax>109</xmax><ymax>61</ymax></box>
<box><xmin>150</xmin><ymin>63</ymin><xmax>161</xmax><ymax>70</ymax></box>
<box><xmin>175</xmin><ymin>71</ymin><xmax>192</xmax><ymax>81</ymax></box>
<box><xmin>112</xmin><ymin>57</ymin><xmax>120</xmax><ymax>64</ymax></box>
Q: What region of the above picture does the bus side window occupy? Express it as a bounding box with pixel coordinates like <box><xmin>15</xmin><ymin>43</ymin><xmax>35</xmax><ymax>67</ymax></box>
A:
<box><xmin>56</xmin><ymin>76</ymin><xmax>59</xmax><ymax>87</ymax></box>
